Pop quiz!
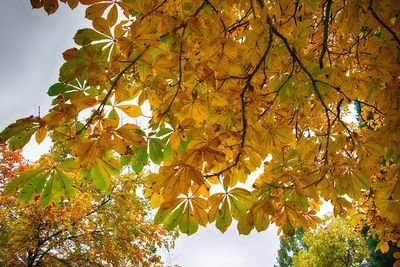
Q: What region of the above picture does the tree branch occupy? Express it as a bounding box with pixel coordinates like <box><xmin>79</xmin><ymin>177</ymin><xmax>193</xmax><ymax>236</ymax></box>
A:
<box><xmin>162</xmin><ymin>1</ymin><xmax>212</xmax><ymax>116</ymax></box>
<box><xmin>267</xmin><ymin>17</ymin><xmax>332</xmax><ymax>163</ymax></box>
<box><xmin>201</xmin><ymin>23</ymin><xmax>274</xmax><ymax>181</ymax></box>
<box><xmin>319</xmin><ymin>0</ymin><xmax>333</xmax><ymax>68</ymax></box>
<box><xmin>369</xmin><ymin>0</ymin><xmax>400</xmax><ymax>47</ymax></box>
<box><xmin>76</xmin><ymin>47</ymin><xmax>149</xmax><ymax>135</ymax></box>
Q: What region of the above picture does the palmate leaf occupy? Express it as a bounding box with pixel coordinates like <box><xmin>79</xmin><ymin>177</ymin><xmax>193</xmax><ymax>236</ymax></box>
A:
<box><xmin>0</xmin><ymin>116</ymin><xmax>41</xmax><ymax>150</ymax></box>
<box><xmin>91</xmin><ymin>156</ymin><xmax>121</xmax><ymax>191</ymax></box>
<box><xmin>154</xmin><ymin>196</ymin><xmax>206</xmax><ymax>235</ymax></box>
<box><xmin>74</xmin><ymin>28</ymin><xmax>109</xmax><ymax>46</ymax></box>
<box><xmin>47</xmin><ymin>82</ymin><xmax>77</xmax><ymax>96</ymax></box>
<box><xmin>117</xmin><ymin>105</ymin><xmax>142</xmax><ymax>118</ymax></box>
<box><xmin>59</xmin><ymin>43</ymin><xmax>109</xmax><ymax>83</ymax></box>
<box><xmin>132</xmin><ymin>147</ymin><xmax>148</xmax><ymax>173</ymax></box>
<box><xmin>4</xmin><ymin>166</ymin><xmax>75</xmax><ymax>206</ymax></box>
<box><xmin>149</xmin><ymin>138</ymin><xmax>164</xmax><ymax>164</ymax></box>
<box><xmin>208</xmin><ymin>188</ymin><xmax>256</xmax><ymax>233</ymax></box>
<box><xmin>216</xmin><ymin>198</ymin><xmax>232</xmax><ymax>233</ymax></box>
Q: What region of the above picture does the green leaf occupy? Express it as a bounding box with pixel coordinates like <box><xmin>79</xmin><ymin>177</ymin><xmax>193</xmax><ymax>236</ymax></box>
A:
<box><xmin>40</xmin><ymin>173</ymin><xmax>61</xmax><ymax>207</ymax></box>
<box><xmin>4</xmin><ymin>169</ymin><xmax>44</xmax><ymax>195</ymax></box>
<box><xmin>230</xmin><ymin>188</ymin><xmax>255</xmax><ymax>207</ymax></box>
<box><xmin>47</xmin><ymin>83</ymin><xmax>76</xmax><ymax>96</ymax></box>
<box><xmin>177</xmin><ymin>137</ymin><xmax>191</xmax><ymax>154</ymax></box>
<box><xmin>132</xmin><ymin>147</ymin><xmax>148</xmax><ymax>173</ymax></box>
<box><xmin>229</xmin><ymin>188</ymin><xmax>255</xmax><ymax>220</ymax></box>
<box><xmin>4</xmin><ymin>166</ymin><xmax>75</xmax><ymax>206</ymax></box>
<box><xmin>164</xmin><ymin>203</ymin><xmax>185</xmax><ymax>231</ymax></box>
<box><xmin>74</xmin><ymin>28</ymin><xmax>107</xmax><ymax>46</ymax></box>
<box><xmin>91</xmin><ymin>157</ymin><xmax>121</xmax><ymax>191</ymax></box>
<box><xmin>120</xmin><ymin>155</ymin><xmax>132</xmax><ymax>166</ymax></box>
<box><xmin>58</xmin><ymin>170</ymin><xmax>75</xmax><ymax>198</ymax></box>
<box><xmin>18</xmin><ymin>171</ymin><xmax>48</xmax><ymax>202</ymax></box>
<box><xmin>156</xmin><ymin>126</ymin><xmax>173</xmax><ymax>137</ymax></box>
<box><xmin>254</xmin><ymin>209</ymin><xmax>269</xmax><ymax>232</ymax></box>
<box><xmin>163</xmin><ymin>144</ymin><xmax>174</xmax><ymax>160</ymax></box>
<box><xmin>154</xmin><ymin>199</ymin><xmax>181</xmax><ymax>224</ymax></box>
<box><xmin>179</xmin><ymin>207</ymin><xmax>199</xmax><ymax>235</ymax></box>
<box><xmin>0</xmin><ymin>116</ymin><xmax>41</xmax><ymax>150</ymax></box>
<box><xmin>149</xmin><ymin>138</ymin><xmax>164</xmax><ymax>164</ymax></box>
<box><xmin>108</xmin><ymin>108</ymin><xmax>120</xmax><ymax>120</ymax></box>
<box><xmin>59</xmin><ymin>59</ymin><xmax>85</xmax><ymax>83</ymax></box>
<box><xmin>237</xmin><ymin>213</ymin><xmax>254</xmax><ymax>235</ymax></box>
<box><xmin>160</xmin><ymin>33</ymin><xmax>172</xmax><ymax>45</ymax></box>
<box><xmin>216</xmin><ymin>199</ymin><xmax>232</xmax><ymax>233</ymax></box>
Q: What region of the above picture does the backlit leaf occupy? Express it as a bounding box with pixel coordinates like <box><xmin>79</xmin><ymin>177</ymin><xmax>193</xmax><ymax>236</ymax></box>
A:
<box><xmin>117</xmin><ymin>105</ymin><xmax>142</xmax><ymax>118</ymax></box>
<box><xmin>149</xmin><ymin>138</ymin><xmax>163</xmax><ymax>164</ymax></box>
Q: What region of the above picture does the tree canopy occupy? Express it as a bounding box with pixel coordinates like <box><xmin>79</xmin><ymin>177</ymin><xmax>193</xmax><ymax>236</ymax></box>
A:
<box><xmin>292</xmin><ymin>217</ymin><xmax>371</xmax><ymax>267</ymax></box>
<box><xmin>0</xmin><ymin>145</ymin><xmax>175</xmax><ymax>266</ymax></box>
<box><xmin>276</xmin><ymin>228</ymin><xmax>306</xmax><ymax>267</ymax></box>
<box><xmin>1</xmin><ymin>0</ymin><xmax>400</xmax><ymax>260</ymax></box>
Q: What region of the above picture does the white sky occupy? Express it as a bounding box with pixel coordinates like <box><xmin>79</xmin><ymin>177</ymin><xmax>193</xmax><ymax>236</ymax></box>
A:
<box><xmin>0</xmin><ymin>1</ymin><xmax>280</xmax><ymax>266</ymax></box>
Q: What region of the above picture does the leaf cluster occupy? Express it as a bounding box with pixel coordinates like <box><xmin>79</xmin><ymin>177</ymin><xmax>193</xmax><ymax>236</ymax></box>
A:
<box><xmin>1</xmin><ymin>1</ymin><xmax>400</xmax><ymax>261</ymax></box>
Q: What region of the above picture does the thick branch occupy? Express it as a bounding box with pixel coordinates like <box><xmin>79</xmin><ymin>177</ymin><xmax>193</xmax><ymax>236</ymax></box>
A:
<box><xmin>319</xmin><ymin>0</ymin><xmax>333</xmax><ymax>68</ymax></box>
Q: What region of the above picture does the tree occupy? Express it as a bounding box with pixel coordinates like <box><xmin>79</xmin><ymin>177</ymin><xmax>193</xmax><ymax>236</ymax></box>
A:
<box><xmin>292</xmin><ymin>216</ymin><xmax>371</xmax><ymax>267</ymax></box>
<box><xmin>275</xmin><ymin>218</ymin><xmax>400</xmax><ymax>267</ymax></box>
<box><xmin>276</xmin><ymin>228</ymin><xmax>306</xmax><ymax>267</ymax></box>
<box><xmin>362</xmin><ymin>229</ymin><xmax>397</xmax><ymax>267</ymax></box>
<box><xmin>1</xmin><ymin>0</ymin><xmax>399</xmax><ymax>259</ymax></box>
<box><xmin>0</xmin><ymin>145</ymin><xmax>175</xmax><ymax>266</ymax></box>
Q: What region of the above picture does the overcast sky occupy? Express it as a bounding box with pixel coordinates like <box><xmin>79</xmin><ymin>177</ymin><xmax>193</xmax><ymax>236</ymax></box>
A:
<box><xmin>0</xmin><ymin>1</ymin><xmax>280</xmax><ymax>266</ymax></box>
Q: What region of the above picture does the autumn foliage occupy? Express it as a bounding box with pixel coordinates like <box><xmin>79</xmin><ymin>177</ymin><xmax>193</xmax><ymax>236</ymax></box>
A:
<box><xmin>1</xmin><ymin>0</ymin><xmax>400</xmax><ymax>262</ymax></box>
<box><xmin>292</xmin><ymin>217</ymin><xmax>371</xmax><ymax>266</ymax></box>
<box><xmin>0</xmin><ymin>145</ymin><xmax>174</xmax><ymax>266</ymax></box>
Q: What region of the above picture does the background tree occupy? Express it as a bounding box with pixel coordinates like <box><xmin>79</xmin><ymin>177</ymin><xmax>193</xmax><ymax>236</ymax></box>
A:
<box><xmin>0</xmin><ymin>145</ymin><xmax>175</xmax><ymax>266</ymax></box>
<box><xmin>0</xmin><ymin>1</ymin><xmax>399</xmax><ymax>262</ymax></box>
<box><xmin>276</xmin><ymin>228</ymin><xmax>306</xmax><ymax>267</ymax></box>
<box><xmin>275</xmin><ymin>216</ymin><xmax>400</xmax><ymax>267</ymax></box>
<box><xmin>292</xmin><ymin>216</ymin><xmax>370</xmax><ymax>267</ymax></box>
<box><xmin>362</xmin><ymin>229</ymin><xmax>397</xmax><ymax>267</ymax></box>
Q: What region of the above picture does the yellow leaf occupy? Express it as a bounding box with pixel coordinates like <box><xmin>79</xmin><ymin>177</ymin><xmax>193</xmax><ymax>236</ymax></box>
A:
<box><xmin>117</xmin><ymin>105</ymin><xmax>142</xmax><ymax>118</ymax></box>
<box><xmin>35</xmin><ymin>126</ymin><xmax>47</xmax><ymax>144</ymax></box>
<box><xmin>93</xmin><ymin>17</ymin><xmax>112</xmax><ymax>37</ymax></box>
<box><xmin>378</xmin><ymin>241</ymin><xmax>390</xmax><ymax>254</ymax></box>
<box><xmin>150</xmin><ymin>193</ymin><xmax>163</xmax><ymax>209</ymax></box>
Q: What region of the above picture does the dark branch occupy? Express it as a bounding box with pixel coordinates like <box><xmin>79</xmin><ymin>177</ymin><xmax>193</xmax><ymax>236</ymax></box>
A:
<box><xmin>319</xmin><ymin>0</ymin><xmax>333</xmax><ymax>68</ymax></box>
<box><xmin>369</xmin><ymin>0</ymin><xmax>400</xmax><ymax>47</ymax></box>
<box><xmin>267</xmin><ymin>17</ymin><xmax>332</xmax><ymax>163</ymax></box>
